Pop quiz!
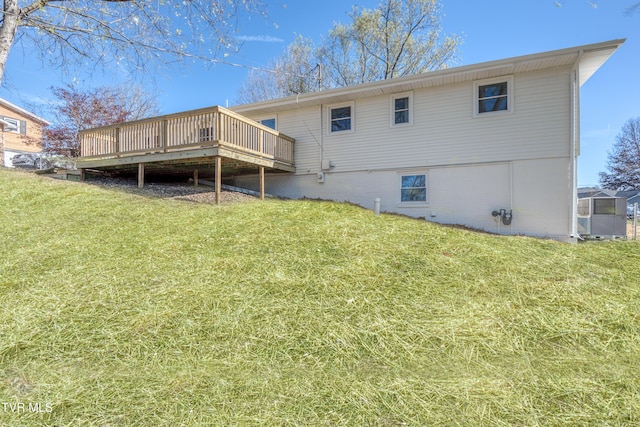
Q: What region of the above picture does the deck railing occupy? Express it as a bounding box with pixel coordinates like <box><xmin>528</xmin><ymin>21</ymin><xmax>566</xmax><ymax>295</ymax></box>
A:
<box><xmin>79</xmin><ymin>106</ymin><xmax>295</xmax><ymax>165</ymax></box>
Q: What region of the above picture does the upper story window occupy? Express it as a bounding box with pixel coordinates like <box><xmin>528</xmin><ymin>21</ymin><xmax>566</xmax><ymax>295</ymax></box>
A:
<box><xmin>391</xmin><ymin>92</ymin><xmax>413</xmax><ymax>126</ymax></box>
<box><xmin>474</xmin><ymin>76</ymin><xmax>513</xmax><ymax>116</ymax></box>
<box><xmin>2</xmin><ymin>117</ymin><xmax>19</xmax><ymax>133</ymax></box>
<box><xmin>329</xmin><ymin>103</ymin><xmax>354</xmax><ymax>133</ymax></box>
<box><xmin>259</xmin><ymin>118</ymin><xmax>276</xmax><ymax>130</ymax></box>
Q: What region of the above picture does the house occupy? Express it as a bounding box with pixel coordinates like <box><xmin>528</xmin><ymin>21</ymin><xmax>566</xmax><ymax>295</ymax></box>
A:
<box><xmin>614</xmin><ymin>190</ymin><xmax>640</xmax><ymax>208</ymax></box>
<box><xmin>229</xmin><ymin>39</ymin><xmax>624</xmax><ymax>242</ymax></box>
<box><xmin>578</xmin><ymin>188</ymin><xmax>617</xmax><ymax>199</ymax></box>
<box><xmin>0</xmin><ymin>98</ymin><xmax>50</xmax><ymax>167</ymax></box>
<box><xmin>76</xmin><ymin>39</ymin><xmax>624</xmax><ymax>242</ymax></box>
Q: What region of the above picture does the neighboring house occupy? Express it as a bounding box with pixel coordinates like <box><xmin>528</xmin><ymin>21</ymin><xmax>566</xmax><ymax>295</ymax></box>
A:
<box><xmin>626</xmin><ymin>192</ymin><xmax>640</xmax><ymax>207</ymax></box>
<box><xmin>230</xmin><ymin>39</ymin><xmax>624</xmax><ymax>242</ymax></box>
<box><xmin>615</xmin><ymin>190</ymin><xmax>640</xmax><ymax>206</ymax></box>
<box><xmin>0</xmin><ymin>98</ymin><xmax>50</xmax><ymax>167</ymax></box>
<box><xmin>578</xmin><ymin>188</ymin><xmax>617</xmax><ymax>199</ymax></box>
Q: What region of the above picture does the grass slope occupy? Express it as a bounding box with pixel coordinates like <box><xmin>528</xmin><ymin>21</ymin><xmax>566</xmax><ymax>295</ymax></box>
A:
<box><xmin>0</xmin><ymin>168</ymin><xmax>639</xmax><ymax>426</ymax></box>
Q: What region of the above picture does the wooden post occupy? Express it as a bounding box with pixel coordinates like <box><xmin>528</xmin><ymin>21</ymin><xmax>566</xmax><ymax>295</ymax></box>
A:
<box><xmin>215</xmin><ymin>156</ymin><xmax>221</xmax><ymax>205</ymax></box>
<box><xmin>79</xmin><ymin>168</ymin><xmax>86</xmax><ymax>181</ymax></box>
<box><xmin>115</xmin><ymin>127</ymin><xmax>120</xmax><ymax>157</ymax></box>
<box><xmin>216</xmin><ymin>108</ymin><xmax>223</xmax><ymax>143</ymax></box>
<box><xmin>193</xmin><ymin>169</ymin><xmax>199</xmax><ymax>187</ymax></box>
<box><xmin>259</xmin><ymin>166</ymin><xmax>265</xmax><ymax>200</ymax></box>
<box><xmin>138</xmin><ymin>163</ymin><xmax>145</xmax><ymax>188</ymax></box>
<box><xmin>162</xmin><ymin>119</ymin><xmax>168</xmax><ymax>152</ymax></box>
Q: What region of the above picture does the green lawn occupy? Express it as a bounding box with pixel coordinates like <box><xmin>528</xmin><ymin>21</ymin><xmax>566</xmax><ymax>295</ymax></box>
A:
<box><xmin>1</xmin><ymin>168</ymin><xmax>639</xmax><ymax>426</ymax></box>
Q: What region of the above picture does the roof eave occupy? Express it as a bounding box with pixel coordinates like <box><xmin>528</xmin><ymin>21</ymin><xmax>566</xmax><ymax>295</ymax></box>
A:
<box><xmin>232</xmin><ymin>38</ymin><xmax>625</xmax><ymax>115</ymax></box>
<box><xmin>0</xmin><ymin>98</ymin><xmax>51</xmax><ymax>125</ymax></box>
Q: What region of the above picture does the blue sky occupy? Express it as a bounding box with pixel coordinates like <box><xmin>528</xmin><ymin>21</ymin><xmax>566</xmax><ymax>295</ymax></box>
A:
<box><xmin>1</xmin><ymin>0</ymin><xmax>638</xmax><ymax>187</ymax></box>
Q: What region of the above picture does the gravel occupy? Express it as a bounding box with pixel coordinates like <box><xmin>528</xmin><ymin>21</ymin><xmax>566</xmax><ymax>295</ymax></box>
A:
<box><xmin>84</xmin><ymin>176</ymin><xmax>258</xmax><ymax>204</ymax></box>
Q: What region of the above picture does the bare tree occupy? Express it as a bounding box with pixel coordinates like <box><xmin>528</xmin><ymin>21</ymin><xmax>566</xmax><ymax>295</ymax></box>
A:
<box><xmin>237</xmin><ymin>0</ymin><xmax>460</xmax><ymax>103</ymax></box>
<box><xmin>599</xmin><ymin>117</ymin><xmax>640</xmax><ymax>190</ymax></box>
<box><xmin>43</xmin><ymin>83</ymin><xmax>159</xmax><ymax>156</ymax></box>
<box><xmin>237</xmin><ymin>35</ymin><xmax>319</xmax><ymax>104</ymax></box>
<box><xmin>0</xmin><ymin>0</ymin><xmax>265</xmax><ymax>87</ymax></box>
<box><xmin>318</xmin><ymin>0</ymin><xmax>461</xmax><ymax>87</ymax></box>
<box><xmin>554</xmin><ymin>1</ymin><xmax>640</xmax><ymax>14</ymax></box>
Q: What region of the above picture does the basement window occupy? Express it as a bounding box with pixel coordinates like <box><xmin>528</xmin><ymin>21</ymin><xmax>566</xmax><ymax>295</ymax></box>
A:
<box><xmin>400</xmin><ymin>174</ymin><xmax>427</xmax><ymax>202</ymax></box>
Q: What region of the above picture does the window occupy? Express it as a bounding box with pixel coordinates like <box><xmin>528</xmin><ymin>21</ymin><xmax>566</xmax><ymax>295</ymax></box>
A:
<box><xmin>329</xmin><ymin>103</ymin><xmax>353</xmax><ymax>133</ymax></box>
<box><xmin>259</xmin><ymin>118</ymin><xmax>276</xmax><ymax>130</ymax></box>
<box><xmin>2</xmin><ymin>117</ymin><xmax>19</xmax><ymax>133</ymax></box>
<box><xmin>391</xmin><ymin>92</ymin><xmax>413</xmax><ymax>126</ymax></box>
<box><xmin>474</xmin><ymin>77</ymin><xmax>513</xmax><ymax>116</ymax></box>
<box><xmin>401</xmin><ymin>174</ymin><xmax>427</xmax><ymax>202</ymax></box>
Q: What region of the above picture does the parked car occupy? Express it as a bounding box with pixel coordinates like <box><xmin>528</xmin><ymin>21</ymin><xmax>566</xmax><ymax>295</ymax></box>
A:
<box><xmin>11</xmin><ymin>153</ymin><xmax>44</xmax><ymax>169</ymax></box>
<box><xmin>11</xmin><ymin>153</ymin><xmax>75</xmax><ymax>170</ymax></box>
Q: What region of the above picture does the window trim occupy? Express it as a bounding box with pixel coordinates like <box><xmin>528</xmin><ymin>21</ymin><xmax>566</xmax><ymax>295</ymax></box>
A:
<box><xmin>397</xmin><ymin>171</ymin><xmax>428</xmax><ymax>207</ymax></box>
<box><xmin>327</xmin><ymin>102</ymin><xmax>355</xmax><ymax>134</ymax></box>
<box><xmin>473</xmin><ymin>76</ymin><xmax>514</xmax><ymax>117</ymax></box>
<box><xmin>390</xmin><ymin>92</ymin><xmax>413</xmax><ymax>127</ymax></box>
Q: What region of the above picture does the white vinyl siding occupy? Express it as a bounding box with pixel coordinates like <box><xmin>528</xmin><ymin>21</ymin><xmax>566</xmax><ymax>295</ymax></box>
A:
<box><xmin>301</xmin><ymin>68</ymin><xmax>570</xmax><ymax>172</ymax></box>
<box><xmin>241</xmin><ymin>68</ymin><xmax>570</xmax><ymax>176</ymax></box>
<box><xmin>245</xmin><ymin>106</ymin><xmax>321</xmax><ymax>173</ymax></box>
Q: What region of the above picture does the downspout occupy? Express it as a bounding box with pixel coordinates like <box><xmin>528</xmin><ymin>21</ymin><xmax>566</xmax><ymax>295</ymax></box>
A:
<box><xmin>569</xmin><ymin>51</ymin><xmax>583</xmax><ymax>240</ymax></box>
<box><xmin>319</xmin><ymin>103</ymin><xmax>324</xmax><ymax>171</ymax></box>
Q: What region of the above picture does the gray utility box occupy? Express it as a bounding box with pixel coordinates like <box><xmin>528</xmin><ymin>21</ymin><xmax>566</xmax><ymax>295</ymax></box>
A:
<box><xmin>577</xmin><ymin>197</ymin><xmax>627</xmax><ymax>240</ymax></box>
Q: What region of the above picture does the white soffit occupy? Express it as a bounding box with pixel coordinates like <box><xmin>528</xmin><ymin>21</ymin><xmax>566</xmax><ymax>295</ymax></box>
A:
<box><xmin>578</xmin><ymin>43</ymin><xmax>624</xmax><ymax>86</ymax></box>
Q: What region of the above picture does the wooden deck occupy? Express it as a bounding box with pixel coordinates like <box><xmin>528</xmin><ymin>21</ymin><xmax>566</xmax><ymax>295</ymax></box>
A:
<box><xmin>76</xmin><ymin>106</ymin><xmax>295</xmax><ymax>202</ymax></box>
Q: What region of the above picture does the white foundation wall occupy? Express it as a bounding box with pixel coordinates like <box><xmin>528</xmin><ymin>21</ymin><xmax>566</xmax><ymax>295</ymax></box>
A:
<box><xmin>230</xmin><ymin>156</ymin><xmax>574</xmax><ymax>241</ymax></box>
